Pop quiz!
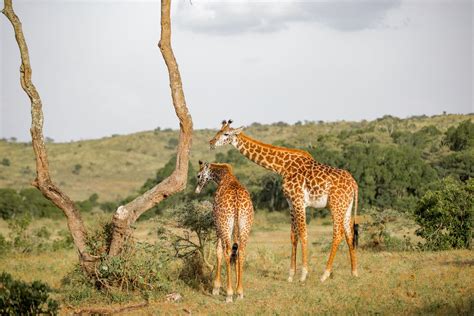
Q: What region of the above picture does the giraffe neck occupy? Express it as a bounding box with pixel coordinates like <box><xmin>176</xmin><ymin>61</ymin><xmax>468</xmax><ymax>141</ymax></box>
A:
<box><xmin>233</xmin><ymin>133</ymin><xmax>312</xmax><ymax>175</ymax></box>
<box><xmin>209</xmin><ymin>163</ymin><xmax>235</xmax><ymax>185</ymax></box>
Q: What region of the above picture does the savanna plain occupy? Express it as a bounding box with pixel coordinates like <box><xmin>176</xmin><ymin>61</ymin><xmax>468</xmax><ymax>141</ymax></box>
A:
<box><xmin>0</xmin><ymin>114</ymin><xmax>473</xmax><ymax>314</ymax></box>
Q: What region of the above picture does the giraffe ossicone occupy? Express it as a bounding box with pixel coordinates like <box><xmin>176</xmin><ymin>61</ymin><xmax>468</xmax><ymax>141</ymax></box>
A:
<box><xmin>209</xmin><ymin>120</ymin><xmax>359</xmax><ymax>283</ymax></box>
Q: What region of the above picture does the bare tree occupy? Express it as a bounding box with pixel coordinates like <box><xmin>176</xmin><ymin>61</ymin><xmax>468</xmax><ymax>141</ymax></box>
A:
<box><xmin>2</xmin><ymin>0</ymin><xmax>193</xmax><ymax>275</ymax></box>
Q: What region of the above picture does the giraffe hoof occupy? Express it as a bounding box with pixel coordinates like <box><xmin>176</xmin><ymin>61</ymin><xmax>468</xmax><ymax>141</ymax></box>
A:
<box><xmin>287</xmin><ymin>276</ymin><xmax>293</xmax><ymax>282</ymax></box>
<box><xmin>352</xmin><ymin>270</ymin><xmax>359</xmax><ymax>277</ymax></box>
<box><xmin>320</xmin><ymin>270</ymin><xmax>331</xmax><ymax>282</ymax></box>
<box><xmin>212</xmin><ymin>288</ymin><xmax>220</xmax><ymax>296</ymax></box>
<box><xmin>226</xmin><ymin>295</ymin><xmax>233</xmax><ymax>303</ymax></box>
<box><xmin>237</xmin><ymin>293</ymin><xmax>244</xmax><ymax>300</ymax></box>
<box><xmin>300</xmin><ymin>268</ymin><xmax>308</xmax><ymax>282</ymax></box>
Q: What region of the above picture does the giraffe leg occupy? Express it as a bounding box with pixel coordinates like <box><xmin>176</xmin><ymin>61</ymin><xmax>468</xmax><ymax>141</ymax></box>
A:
<box><xmin>212</xmin><ymin>238</ymin><xmax>223</xmax><ymax>295</ymax></box>
<box><xmin>343</xmin><ymin>201</ymin><xmax>358</xmax><ymax>277</ymax></box>
<box><xmin>236</xmin><ymin>248</ymin><xmax>245</xmax><ymax>299</ymax></box>
<box><xmin>288</xmin><ymin>215</ymin><xmax>298</xmax><ymax>282</ymax></box>
<box><xmin>224</xmin><ymin>241</ymin><xmax>234</xmax><ymax>303</ymax></box>
<box><xmin>298</xmin><ymin>223</ymin><xmax>309</xmax><ymax>282</ymax></box>
<box><xmin>292</xmin><ymin>199</ymin><xmax>309</xmax><ymax>282</ymax></box>
<box><xmin>321</xmin><ymin>216</ymin><xmax>344</xmax><ymax>282</ymax></box>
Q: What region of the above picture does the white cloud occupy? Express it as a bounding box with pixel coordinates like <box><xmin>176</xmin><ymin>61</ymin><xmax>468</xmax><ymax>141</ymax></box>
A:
<box><xmin>174</xmin><ymin>0</ymin><xmax>401</xmax><ymax>34</ymax></box>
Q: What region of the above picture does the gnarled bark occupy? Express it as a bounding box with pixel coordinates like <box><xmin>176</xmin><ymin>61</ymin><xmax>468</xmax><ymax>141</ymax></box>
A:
<box><xmin>2</xmin><ymin>0</ymin><xmax>193</xmax><ymax>271</ymax></box>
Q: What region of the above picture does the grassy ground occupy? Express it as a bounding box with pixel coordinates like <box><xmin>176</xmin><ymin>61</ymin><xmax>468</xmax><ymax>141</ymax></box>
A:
<box><xmin>0</xmin><ymin>212</ymin><xmax>472</xmax><ymax>315</ymax></box>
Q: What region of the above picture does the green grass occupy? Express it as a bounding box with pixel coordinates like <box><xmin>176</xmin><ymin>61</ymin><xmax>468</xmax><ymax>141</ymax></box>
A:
<box><xmin>0</xmin><ymin>213</ymin><xmax>472</xmax><ymax>315</ymax></box>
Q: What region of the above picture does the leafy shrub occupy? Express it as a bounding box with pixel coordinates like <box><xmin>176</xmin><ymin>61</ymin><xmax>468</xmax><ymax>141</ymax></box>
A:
<box><xmin>100</xmin><ymin>201</ymin><xmax>119</xmax><ymax>212</ymax></box>
<box><xmin>72</xmin><ymin>164</ymin><xmax>82</xmax><ymax>175</ymax></box>
<box><xmin>0</xmin><ymin>233</ymin><xmax>11</xmax><ymax>255</ymax></box>
<box><xmin>0</xmin><ymin>188</ymin><xmax>62</xmax><ymax>219</ymax></box>
<box><xmin>8</xmin><ymin>215</ymin><xmax>33</xmax><ymax>253</ymax></box>
<box><xmin>414</xmin><ymin>177</ymin><xmax>473</xmax><ymax>250</ymax></box>
<box><xmin>0</xmin><ymin>188</ymin><xmax>24</xmax><ymax>220</ymax></box>
<box><xmin>444</xmin><ymin>120</ymin><xmax>474</xmax><ymax>151</ymax></box>
<box><xmin>1</xmin><ymin>158</ymin><xmax>10</xmax><ymax>166</ymax></box>
<box><xmin>0</xmin><ymin>272</ymin><xmax>59</xmax><ymax>315</ymax></box>
<box><xmin>19</xmin><ymin>188</ymin><xmax>62</xmax><ymax>218</ymax></box>
<box><xmin>165</xmin><ymin>137</ymin><xmax>179</xmax><ymax>149</ymax></box>
<box><xmin>435</xmin><ymin>150</ymin><xmax>474</xmax><ymax>182</ymax></box>
<box><xmin>171</xmin><ymin>201</ymin><xmax>216</xmax><ymax>288</ymax></box>
<box><xmin>61</xmin><ymin>221</ymin><xmax>172</xmax><ymax>303</ymax></box>
<box><xmin>361</xmin><ymin>209</ymin><xmax>414</xmax><ymax>251</ymax></box>
<box><xmin>76</xmin><ymin>193</ymin><xmax>99</xmax><ymax>212</ymax></box>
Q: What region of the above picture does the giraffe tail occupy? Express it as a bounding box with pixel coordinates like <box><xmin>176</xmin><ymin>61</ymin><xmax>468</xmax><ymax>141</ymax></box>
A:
<box><xmin>353</xmin><ymin>183</ymin><xmax>359</xmax><ymax>249</ymax></box>
<box><xmin>230</xmin><ymin>243</ymin><xmax>239</xmax><ymax>265</ymax></box>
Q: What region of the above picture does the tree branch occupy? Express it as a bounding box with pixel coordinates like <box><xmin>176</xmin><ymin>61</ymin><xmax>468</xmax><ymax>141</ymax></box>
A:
<box><xmin>2</xmin><ymin>0</ymin><xmax>96</xmax><ymax>274</ymax></box>
<box><xmin>108</xmin><ymin>0</ymin><xmax>193</xmax><ymax>256</ymax></box>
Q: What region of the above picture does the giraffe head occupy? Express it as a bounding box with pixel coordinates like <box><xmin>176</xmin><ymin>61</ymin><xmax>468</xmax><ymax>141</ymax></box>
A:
<box><xmin>209</xmin><ymin>119</ymin><xmax>244</xmax><ymax>149</ymax></box>
<box><xmin>195</xmin><ymin>160</ymin><xmax>212</xmax><ymax>194</ymax></box>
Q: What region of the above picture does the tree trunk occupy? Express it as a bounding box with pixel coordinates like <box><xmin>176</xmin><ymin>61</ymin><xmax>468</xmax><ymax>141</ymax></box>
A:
<box><xmin>108</xmin><ymin>0</ymin><xmax>193</xmax><ymax>256</ymax></box>
<box><xmin>2</xmin><ymin>0</ymin><xmax>96</xmax><ymax>276</ymax></box>
<box><xmin>2</xmin><ymin>0</ymin><xmax>193</xmax><ymax>271</ymax></box>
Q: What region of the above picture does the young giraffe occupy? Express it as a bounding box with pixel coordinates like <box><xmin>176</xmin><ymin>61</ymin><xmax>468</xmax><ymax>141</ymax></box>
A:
<box><xmin>209</xmin><ymin>120</ymin><xmax>358</xmax><ymax>283</ymax></box>
<box><xmin>195</xmin><ymin>161</ymin><xmax>254</xmax><ymax>302</ymax></box>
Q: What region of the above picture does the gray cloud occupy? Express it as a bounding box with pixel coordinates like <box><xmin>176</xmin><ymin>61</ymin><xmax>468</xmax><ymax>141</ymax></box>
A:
<box><xmin>175</xmin><ymin>0</ymin><xmax>401</xmax><ymax>35</ymax></box>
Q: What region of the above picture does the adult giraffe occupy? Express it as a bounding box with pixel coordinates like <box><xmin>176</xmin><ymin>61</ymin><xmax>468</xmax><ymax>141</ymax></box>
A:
<box><xmin>209</xmin><ymin>120</ymin><xmax>359</xmax><ymax>282</ymax></box>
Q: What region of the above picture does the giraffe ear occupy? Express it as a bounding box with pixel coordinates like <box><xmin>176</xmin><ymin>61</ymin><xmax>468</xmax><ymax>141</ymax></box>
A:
<box><xmin>232</xmin><ymin>126</ymin><xmax>244</xmax><ymax>135</ymax></box>
<box><xmin>221</xmin><ymin>120</ymin><xmax>227</xmax><ymax>126</ymax></box>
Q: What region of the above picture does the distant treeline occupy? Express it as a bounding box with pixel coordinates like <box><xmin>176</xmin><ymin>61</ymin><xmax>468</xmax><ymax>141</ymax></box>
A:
<box><xmin>0</xmin><ymin>118</ymin><xmax>472</xmax><ymax>220</ymax></box>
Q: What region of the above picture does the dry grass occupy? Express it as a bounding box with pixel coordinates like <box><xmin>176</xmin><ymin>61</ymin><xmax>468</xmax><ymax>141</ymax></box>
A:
<box><xmin>0</xmin><ymin>212</ymin><xmax>472</xmax><ymax>315</ymax></box>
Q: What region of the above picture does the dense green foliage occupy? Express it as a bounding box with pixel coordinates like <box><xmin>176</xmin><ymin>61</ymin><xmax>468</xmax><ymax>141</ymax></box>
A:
<box><xmin>0</xmin><ymin>272</ymin><xmax>59</xmax><ymax>315</ymax></box>
<box><xmin>444</xmin><ymin>120</ymin><xmax>474</xmax><ymax>151</ymax></box>
<box><xmin>0</xmin><ymin>188</ymin><xmax>61</xmax><ymax>219</ymax></box>
<box><xmin>414</xmin><ymin>178</ymin><xmax>473</xmax><ymax>250</ymax></box>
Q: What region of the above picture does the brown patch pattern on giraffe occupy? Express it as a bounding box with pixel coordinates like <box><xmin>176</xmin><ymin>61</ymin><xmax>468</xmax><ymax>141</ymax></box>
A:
<box><xmin>195</xmin><ymin>161</ymin><xmax>254</xmax><ymax>302</ymax></box>
<box><xmin>209</xmin><ymin>120</ymin><xmax>358</xmax><ymax>283</ymax></box>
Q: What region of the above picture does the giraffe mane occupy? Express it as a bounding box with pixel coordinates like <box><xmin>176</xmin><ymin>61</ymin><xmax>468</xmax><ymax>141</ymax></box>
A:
<box><xmin>239</xmin><ymin>133</ymin><xmax>313</xmax><ymax>159</ymax></box>
<box><xmin>210</xmin><ymin>163</ymin><xmax>234</xmax><ymax>174</ymax></box>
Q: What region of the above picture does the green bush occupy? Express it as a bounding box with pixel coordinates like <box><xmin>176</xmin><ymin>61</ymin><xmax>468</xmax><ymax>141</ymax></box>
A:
<box><xmin>414</xmin><ymin>177</ymin><xmax>473</xmax><ymax>250</ymax></box>
<box><xmin>76</xmin><ymin>193</ymin><xmax>100</xmax><ymax>212</ymax></box>
<box><xmin>61</xmin><ymin>221</ymin><xmax>172</xmax><ymax>303</ymax></box>
<box><xmin>1</xmin><ymin>158</ymin><xmax>10</xmax><ymax>166</ymax></box>
<box><xmin>361</xmin><ymin>209</ymin><xmax>414</xmax><ymax>251</ymax></box>
<box><xmin>100</xmin><ymin>201</ymin><xmax>119</xmax><ymax>212</ymax></box>
<box><xmin>0</xmin><ymin>272</ymin><xmax>59</xmax><ymax>315</ymax></box>
<box><xmin>435</xmin><ymin>150</ymin><xmax>474</xmax><ymax>182</ymax></box>
<box><xmin>0</xmin><ymin>233</ymin><xmax>11</xmax><ymax>255</ymax></box>
<box><xmin>171</xmin><ymin>201</ymin><xmax>216</xmax><ymax>288</ymax></box>
<box><xmin>0</xmin><ymin>189</ymin><xmax>24</xmax><ymax>220</ymax></box>
<box><xmin>444</xmin><ymin>120</ymin><xmax>474</xmax><ymax>151</ymax></box>
<box><xmin>19</xmin><ymin>188</ymin><xmax>62</xmax><ymax>218</ymax></box>
<box><xmin>72</xmin><ymin>164</ymin><xmax>82</xmax><ymax>175</ymax></box>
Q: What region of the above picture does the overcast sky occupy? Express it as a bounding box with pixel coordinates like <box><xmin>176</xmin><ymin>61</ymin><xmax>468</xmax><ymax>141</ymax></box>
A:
<box><xmin>1</xmin><ymin>0</ymin><xmax>472</xmax><ymax>142</ymax></box>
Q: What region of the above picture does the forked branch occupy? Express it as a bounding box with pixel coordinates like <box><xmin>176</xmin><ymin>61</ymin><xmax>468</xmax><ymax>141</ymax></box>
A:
<box><xmin>108</xmin><ymin>0</ymin><xmax>193</xmax><ymax>256</ymax></box>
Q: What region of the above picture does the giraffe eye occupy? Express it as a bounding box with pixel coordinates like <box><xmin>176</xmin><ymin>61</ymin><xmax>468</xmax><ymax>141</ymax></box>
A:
<box><xmin>224</xmin><ymin>133</ymin><xmax>229</xmax><ymax>136</ymax></box>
